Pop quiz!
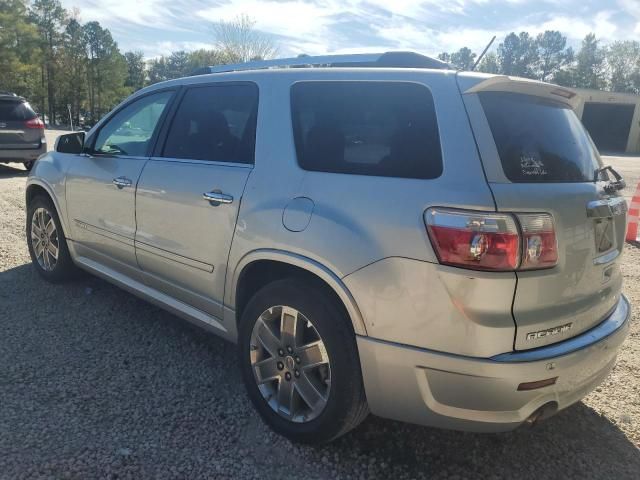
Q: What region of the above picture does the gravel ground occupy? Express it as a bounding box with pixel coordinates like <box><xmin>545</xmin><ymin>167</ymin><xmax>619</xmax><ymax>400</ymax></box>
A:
<box><xmin>1</xmin><ymin>157</ymin><xmax>639</xmax><ymax>479</ymax></box>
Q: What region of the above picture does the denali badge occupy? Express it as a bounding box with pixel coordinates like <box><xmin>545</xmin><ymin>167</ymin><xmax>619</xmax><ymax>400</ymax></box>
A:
<box><xmin>526</xmin><ymin>323</ymin><xmax>573</xmax><ymax>341</ymax></box>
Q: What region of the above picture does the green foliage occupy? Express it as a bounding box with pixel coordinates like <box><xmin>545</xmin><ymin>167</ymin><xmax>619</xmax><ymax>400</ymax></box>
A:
<box><xmin>0</xmin><ymin>1</ymin><xmax>41</xmax><ymax>103</ymax></box>
<box><xmin>605</xmin><ymin>41</ymin><xmax>640</xmax><ymax>94</ymax></box>
<box><xmin>535</xmin><ymin>30</ymin><xmax>573</xmax><ymax>83</ymax></box>
<box><xmin>440</xmin><ymin>31</ymin><xmax>639</xmax><ymax>93</ymax></box>
<box><xmin>574</xmin><ymin>33</ymin><xmax>606</xmax><ymax>89</ymax></box>
<box><xmin>147</xmin><ymin>49</ymin><xmax>233</xmax><ymax>85</ymax></box>
<box><xmin>498</xmin><ymin>32</ymin><xmax>538</xmax><ymax>78</ymax></box>
<box><xmin>439</xmin><ymin>47</ymin><xmax>476</xmax><ymax>70</ymax></box>
<box><xmin>476</xmin><ymin>52</ymin><xmax>499</xmax><ymax>74</ymax></box>
<box><xmin>124</xmin><ymin>51</ymin><xmax>146</xmax><ymax>91</ymax></box>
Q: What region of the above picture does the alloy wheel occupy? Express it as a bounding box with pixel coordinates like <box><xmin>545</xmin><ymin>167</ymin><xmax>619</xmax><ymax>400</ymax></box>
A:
<box><xmin>31</xmin><ymin>207</ymin><xmax>59</xmax><ymax>272</ymax></box>
<box><xmin>249</xmin><ymin>305</ymin><xmax>331</xmax><ymax>423</ymax></box>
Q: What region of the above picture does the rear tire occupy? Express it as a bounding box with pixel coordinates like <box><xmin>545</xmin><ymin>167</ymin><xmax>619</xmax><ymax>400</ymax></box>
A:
<box><xmin>23</xmin><ymin>160</ymin><xmax>35</xmax><ymax>171</ymax></box>
<box><xmin>26</xmin><ymin>196</ymin><xmax>77</xmax><ymax>282</ymax></box>
<box><xmin>238</xmin><ymin>278</ymin><xmax>369</xmax><ymax>444</ymax></box>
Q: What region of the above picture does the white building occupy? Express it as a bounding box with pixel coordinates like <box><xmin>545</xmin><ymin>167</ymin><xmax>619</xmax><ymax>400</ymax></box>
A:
<box><xmin>573</xmin><ymin>88</ymin><xmax>640</xmax><ymax>154</ymax></box>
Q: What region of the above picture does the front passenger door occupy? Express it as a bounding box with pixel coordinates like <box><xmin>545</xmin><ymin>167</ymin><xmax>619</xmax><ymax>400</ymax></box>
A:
<box><xmin>65</xmin><ymin>90</ymin><xmax>175</xmax><ymax>273</ymax></box>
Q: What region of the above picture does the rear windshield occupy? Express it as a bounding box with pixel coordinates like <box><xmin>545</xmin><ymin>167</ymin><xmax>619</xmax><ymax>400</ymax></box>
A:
<box><xmin>291</xmin><ymin>81</ymin><xmax>443</xmax><ymax>179</ymax></box>
<box><xmin>479</xmin><ymin>92</ymin><xmax>602</xmax><ymax>183</ymax></box>
<box><xmin>0</xmin><ymin>100</ymin><xmax>37</xmax><ymax>121</ymax></box>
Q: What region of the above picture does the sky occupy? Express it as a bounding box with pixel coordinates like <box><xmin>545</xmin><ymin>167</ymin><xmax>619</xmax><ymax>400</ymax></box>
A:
<box><xmin>61</xmin><ymin>0</ymin><xmax>640</xmax><ymax>59</ymax></box>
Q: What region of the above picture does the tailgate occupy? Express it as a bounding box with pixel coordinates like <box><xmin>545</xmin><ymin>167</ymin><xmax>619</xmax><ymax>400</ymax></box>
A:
<box><xmin>0</xmin><ymin>121</ymin><xmax>41</xmax><ymax>149</ymax></box>
<box><xmin>459</xmin><ymin>73</ymin><xmax>627</xmax><ymax>350</ymax></box>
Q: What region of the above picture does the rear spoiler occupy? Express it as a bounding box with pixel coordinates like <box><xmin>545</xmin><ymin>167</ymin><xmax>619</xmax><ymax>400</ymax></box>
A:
<box><xmin>457</xmin><ymin>72</ymin><xmax>579</xmax><ymax>108</ymax></box>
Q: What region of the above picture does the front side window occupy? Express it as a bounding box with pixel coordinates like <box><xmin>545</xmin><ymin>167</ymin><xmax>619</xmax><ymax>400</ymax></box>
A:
<box><xmin>291</xmin><ymin>81</ymin><xmax>443</xmax><ymax>179</ymax></box>
<box><xmin>93</xmin><ymin>91</ymin><xmax>173</xmax><ymax>157</ymax></box>
<box><xmin>479</xmin><ymin>92</ymin><xmax>602</xmax><ymax>183</ymax></box>
<box><xmin>162</xmin><ymin>84</ymin><xmax>258</xmax><ymax>164</ymax></box>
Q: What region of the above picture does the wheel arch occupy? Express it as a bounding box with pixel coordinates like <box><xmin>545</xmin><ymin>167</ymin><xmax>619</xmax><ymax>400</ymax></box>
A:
<box><xmin>25</xmin><ymin>180</ymin><xmax>70</xmax><ymax>238</ymax></box>
<box><xmin>229</xmin><ymin>250</ymin><xmax>367</xmax><ymax>336</ymax></box>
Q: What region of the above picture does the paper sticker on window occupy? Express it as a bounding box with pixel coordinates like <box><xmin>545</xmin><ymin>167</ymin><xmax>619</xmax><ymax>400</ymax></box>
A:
<box><xmin>520</xmin><ymin>151</ymin><xmax>547</xmax><ymax>176</ymax></box>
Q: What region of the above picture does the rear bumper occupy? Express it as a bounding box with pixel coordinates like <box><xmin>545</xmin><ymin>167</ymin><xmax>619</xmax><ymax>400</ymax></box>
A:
<box><xmin>0</xmin><ymin>144</ymin><xmax>46</xmax><ymax>162</ymax></box>
<box><xmin>358</xmin><ymin>294</ymin><xmax>630</xmax><ymax>432</ymax></box>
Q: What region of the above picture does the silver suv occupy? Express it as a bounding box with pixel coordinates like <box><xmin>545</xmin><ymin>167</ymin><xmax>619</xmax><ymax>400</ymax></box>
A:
<box><xmin>25</xmin><ymin>52</ymin><xmax>631</xmax><ymax>444</ymax></box>
<box><xmin>0</xmin><ymin>92</ymin><xmax>46</xmax><ymax>170</ymax></box>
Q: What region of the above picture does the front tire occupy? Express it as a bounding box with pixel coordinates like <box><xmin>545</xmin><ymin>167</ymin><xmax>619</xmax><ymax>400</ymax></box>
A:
<box><xmin>238</xmin><ymin>278</ymin><xmax>369</xmax><ymax>444</ymax></box>
<box><xmin>26</xmin><ymin>196</ymin><xmax>77</xmax><ymax>282</ymax></box>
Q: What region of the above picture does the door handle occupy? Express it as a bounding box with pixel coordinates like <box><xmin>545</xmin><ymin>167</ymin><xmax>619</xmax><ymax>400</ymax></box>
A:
<box><xmin>113</xmin><ymin>176</ymin><xmax>132</xmax><ymax>188</ymax></box>
<box><xmin>203</xmin><ymin>191</ymin><xmax>233</xmax><ymax>205</ymax></box>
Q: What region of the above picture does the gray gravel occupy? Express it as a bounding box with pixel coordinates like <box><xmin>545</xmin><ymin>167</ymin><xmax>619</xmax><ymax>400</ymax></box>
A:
<box><xmin>1</xmin><ymin>157</ymin><xmax>639</xmax><ymax>479</ymax></box>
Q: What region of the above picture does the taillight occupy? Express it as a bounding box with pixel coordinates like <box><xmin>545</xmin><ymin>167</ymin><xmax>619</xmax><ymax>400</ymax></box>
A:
<box><xmin>24</xmin><ymin>117</ymin><xmax>44</xmax><ymax>129</ymax></box>
<box><xmin>425</xmin><ymin>208</ymin><xmax>558</xmax><ymax>272</ymax></box>
<box><xmin>516</xmin><ymin>213</ymin><xmax>558</xmax><ymax>269</ymax></box>
<box><xmin>425</xmin><ymin>208</ymin><xmax>520</xmax><ymax>271</ymax></box>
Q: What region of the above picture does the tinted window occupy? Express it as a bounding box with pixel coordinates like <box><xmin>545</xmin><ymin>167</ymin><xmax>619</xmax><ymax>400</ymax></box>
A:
<box><xmin>94</xmin><ymin>91</ymin><xmax>173</xmax><ymax>157</ymax></box>
<box><xmin>480</xmin><ymin>92</ymin><xmax>602</xmax><ymax>183</ymax></box>
<box><xmin>0</xmin><ymin>100</ymin><xmax>36</xmax><ymax>121</ymax></box>
<box><xmin>291</xmin><ymin>82</ymin><xmax>442</xmax><ymax>179</ymax></box>
<box><xmin>162</xmin><ymin>84</ymin><xmax>258</xmax><ymax>164</ymax></box>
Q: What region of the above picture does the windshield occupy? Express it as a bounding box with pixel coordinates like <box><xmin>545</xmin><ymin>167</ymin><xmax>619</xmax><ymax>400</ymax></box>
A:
<box><xmin>480</xmin><ymin>92</ymin><xmax>602</xmax><ymax>183</ymax></box>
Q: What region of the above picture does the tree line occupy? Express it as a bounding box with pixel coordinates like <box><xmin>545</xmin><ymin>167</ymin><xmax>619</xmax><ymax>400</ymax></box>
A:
<box><xmin>0</xmin><ymin>1</ymin><xmax>275</xmax><ymax>126</ymax></box>
<box><xmin>440</xmin><ymin>31</ymin><xmax>640</xmax><ymax>93</ymax></box>
<box><xmin>2</xmin><ymin>0</ymin><xmax>639</xmax><ymax>127</ymax></box>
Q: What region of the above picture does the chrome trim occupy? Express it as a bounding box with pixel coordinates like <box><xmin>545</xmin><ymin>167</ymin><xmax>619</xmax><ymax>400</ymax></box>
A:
<box><xmin>112</xmin><ymin>176</ymin><xmax>132</xmax><ymax>188</ymax></box>
<box><xmin>203</xmin><ymin>191</ymin><xmax>233</xmax><ymax>205</ymax></box>
<box><xmin>491</xmin><ymin>295</ymin><xmax>630</xmax><ymax>363</ymax></box>
<box><xmin>586</xmin><ymin>197</ymin><xmax>627</xmax><ymax>218</ymax></box>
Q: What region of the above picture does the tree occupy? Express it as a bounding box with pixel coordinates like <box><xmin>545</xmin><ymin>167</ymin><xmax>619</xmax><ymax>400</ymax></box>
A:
<box><xmin>84</xmin><ymin>21</ymin><xmax>127</xmax><ymax>122</ymax></box>
<box><xmin>147</xmin><ymin>49</ymin><xmax>231</xmax><ymax>85</ymax></box>
<box><xmin>0</xmin><ymin>0</ymin><xmax>42</xmax><ymax>105</ymax></box>
<box><xmin>535</xmin><ymin>30</ymin><xmax>572</xmax><ymax>83</ymax></box>
<box><xmin>476</xmin><ymin>52</ymin><xmax>500</xmax><ymax>74</ymax></box>
<box><xmin>439</xmin><ymin>47</ymin><xmax>476</xmax><ymax>70</ymax></box>
<box><xmin>30</xmin><ymin>0</ymin><xmax>65</xmax><ymax>124</ymax></box>
<box><xmin>56</xmin><ymin>17</ymin><xmax>87</xmax><ymax>125</ymax></box>
<box><xmin>124</xmin><ymin>51</ymin><xmax>146</xmax><ymax>91</ymax></box>
<box><xmin>605</xmin><ymin>41</ymin><xmax>640</xmax><ymax>94</ymax></box>
<box><xmin>212</xmin><ymin>14</ymin><xmax>277</xmax><ymax>63</ymax></box>
<box><xmin>574</xmin><ymin>33</ymin><xmax>606</xmax><ymax>89</ymax></box>
<box><xmin>497</xmin><ymin>32</ymin><xmax>538</xmax><ymax>78</ymax></box>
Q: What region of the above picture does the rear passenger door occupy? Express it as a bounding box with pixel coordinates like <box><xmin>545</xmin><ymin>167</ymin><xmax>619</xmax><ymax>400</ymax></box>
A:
<box><xmin>135</xmin><ymin>82</ymin><xmax>258</xmax><ymax>318</ymax></box>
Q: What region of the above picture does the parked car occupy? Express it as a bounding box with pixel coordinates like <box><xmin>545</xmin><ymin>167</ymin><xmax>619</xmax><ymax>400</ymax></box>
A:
<box><xmin>0</xmin><ymin>92</ymin><xmax>46</xmax><ymax>170</ymax></box>
<box><xmin>25</xmin><ymin>52</ymin><xmax>630</xmax><ymax>444</ymax></box>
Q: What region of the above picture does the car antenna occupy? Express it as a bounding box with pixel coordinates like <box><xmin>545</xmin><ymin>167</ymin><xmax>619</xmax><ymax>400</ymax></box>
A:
<box><xmin>471</xmin><ymin>36</ymin><xmax>496</xmax><ymax>71</ymax></box>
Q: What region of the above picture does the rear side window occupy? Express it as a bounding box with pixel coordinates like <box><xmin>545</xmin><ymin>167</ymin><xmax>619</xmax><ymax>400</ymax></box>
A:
<box><xmin>162</xmin><ymin>84</ymin><xmax>258</xmax><ymax>164</ymax></box>
<box><xmin>291</xmin><ymin>82</ymin><xmax>442</xmax><ymax>179</ymax></box>
<box><xmin>0</xmin><ymin>100</ymin><xmax>36</xmax><ymax>121</ymax></box>
<box><xmin>479</xmin><ymin>92</ymin><xmax>601</xmax><ymax>183</ymax></box>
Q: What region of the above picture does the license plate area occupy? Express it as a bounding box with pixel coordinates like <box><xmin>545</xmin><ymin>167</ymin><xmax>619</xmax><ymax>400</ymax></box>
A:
<box><xmin>593</xmin><ymin>217</ymin><xmax>614</xmax><ymax>253</ymax></box>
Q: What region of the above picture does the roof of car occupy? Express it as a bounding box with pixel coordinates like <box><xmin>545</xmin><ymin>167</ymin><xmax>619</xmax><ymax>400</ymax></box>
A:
<box><xmin>0</xmin><ymin>92</ymin><xmax>25</xmax><ymax>101</ymax></box>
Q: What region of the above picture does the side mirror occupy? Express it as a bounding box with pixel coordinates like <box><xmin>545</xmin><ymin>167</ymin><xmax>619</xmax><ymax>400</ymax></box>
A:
<box><xmin>55</xmin><ymin>131</ymin><xmax>85</xmax><ymax>154</ymax></box>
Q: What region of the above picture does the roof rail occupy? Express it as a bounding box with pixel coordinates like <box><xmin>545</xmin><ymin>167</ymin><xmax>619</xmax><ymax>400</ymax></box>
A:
<box><xmin>190</xmin><ymin>51</ymin><xmax>451</xmax><ymax>76</ymax></box>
